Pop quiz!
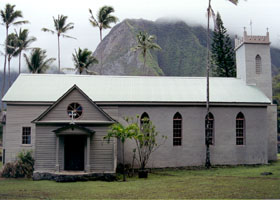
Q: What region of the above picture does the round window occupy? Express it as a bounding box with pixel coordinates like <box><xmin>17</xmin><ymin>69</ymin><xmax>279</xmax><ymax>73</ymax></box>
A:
<box><xmin>67</xmin><ymin>103</ymin><xmax>83</xmax><ymax>119</ymax></box>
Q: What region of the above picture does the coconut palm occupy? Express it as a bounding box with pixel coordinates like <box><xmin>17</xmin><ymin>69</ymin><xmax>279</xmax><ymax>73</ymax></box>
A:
<box><xmin>72</xmin><ymin>48</ymin><xmax>98</xmax><ymax>75</ymax></box>
<box><xmin>6</xmin><ymin>33</ymin><xmax>19</xmax><ymax>86</ymax></box>
<box><xmin>24</xmin><ymin>48</ymin><xmax>55</xmax><ymax>74</ymax></box>
<box><xmin>15</xmin><ymin>28</ymin><xmax>36</xmax><ymax>73</ymax></box>
<box><xmin>205</xmin><ymin>0</ymin><xmax>239</xmax><ymax>169</ymax></box>
<box><xmin>89</xmin><ymin>6</ymin><xmax>118</xmax><ymax>74</ymax></box>
<box><xmin>131</xmin><ymin>31</ymin><xmax>161</xmax><ymax>75</ymax></box>
<box><xmin>42</xmin><ymin>15</ymin><xmax>75</xmax><ymax>72</ymax></box>
<box><xmin>0</xmin><ymin>3</ymin><xmax>28</xmax><ymax>110</ymax></box>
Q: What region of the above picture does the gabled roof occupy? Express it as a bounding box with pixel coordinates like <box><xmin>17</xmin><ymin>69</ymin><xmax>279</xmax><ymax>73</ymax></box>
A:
<box><xmin>32</xmin><ymin>84</ymin><xmax>116</xmax><ymax>123</ymax></box>
<box><xmin>3</xmin><ymin>74</ymin><xmax>271</xmax><ymax>104</ymax></box>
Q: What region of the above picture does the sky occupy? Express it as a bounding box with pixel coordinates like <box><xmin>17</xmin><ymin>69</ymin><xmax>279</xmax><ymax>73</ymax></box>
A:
<box><xmin>0</xmin><ymin>0</ymin><xmax>279</xmax><ymax>72</ymax></box>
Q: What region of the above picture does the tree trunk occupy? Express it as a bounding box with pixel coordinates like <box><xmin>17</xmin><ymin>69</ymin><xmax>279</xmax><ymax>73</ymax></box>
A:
<box><xmin>99</xmin><ymin>29</ymin><xmax>103</xmax><ymax>75</ymax></box>
<box><xmin>143</xmin><ymin>51</ymin><xmax>146</xmax><ymax>75</ymax></box>
<box><xmin>8</xmin><ymin>57</ymin><xmax>11</xmax><ymax>87</ymax></box>
<box><xmin>58</xmin><ymin>35</ymin><xmax>61</xmax><ymax>72</ymax></box>
<box><xmin>19</xmin><ymin>52</ymin><xmax>22</xmax><ymax>74</ymax></box>
<box><xmin>122</xmin><ymin>142</ymin><xmax>126</xmax><ymax>181</ymax></box>
<box><xmin>205</xmin><ymin>0</ymin><xmax>211</xmax><ymax>169</ymax></box>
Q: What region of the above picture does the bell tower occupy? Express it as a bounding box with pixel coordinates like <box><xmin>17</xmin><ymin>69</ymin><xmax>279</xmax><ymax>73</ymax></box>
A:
<box><xmin>235</xmin><ymin>30</ymin><xmax>272</xmax><ymax>100</ymax></box>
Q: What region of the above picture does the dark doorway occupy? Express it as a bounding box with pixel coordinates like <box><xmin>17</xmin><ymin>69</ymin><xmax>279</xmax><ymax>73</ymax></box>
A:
<box><xmin>64</xmin><ymin>136</ymin><xmax>85</xmax><ymax>171</ymax></box>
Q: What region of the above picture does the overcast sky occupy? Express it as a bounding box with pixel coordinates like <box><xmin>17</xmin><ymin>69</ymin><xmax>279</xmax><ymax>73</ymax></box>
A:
<box><xmin>0</xmin><ymin>0</ymin><xmax>280</xmax><ymax>72</ymax></box>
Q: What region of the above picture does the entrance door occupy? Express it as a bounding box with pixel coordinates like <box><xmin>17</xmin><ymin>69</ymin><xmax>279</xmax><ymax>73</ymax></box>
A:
<box><xmin>64</xmin><ymin>136</ymin><xmax>85</xmax><ymax>171</ymax></box>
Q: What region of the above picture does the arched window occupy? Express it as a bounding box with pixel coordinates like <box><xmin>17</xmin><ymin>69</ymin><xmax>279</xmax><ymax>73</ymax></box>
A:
<box><xmin>205</xmin><ymin>112</ymin><xmax>214</xmax><ymax>145</ymax></box>
<box><xmin>236</xmin><ymin>112</ymin><xmax>245</xmax><ymax>145</ymax></box>
<box><xmin>173</xmin><ymin>112</ymin><xmax>182</xmax><ymax>146</ymax></box>
<box><xmin>140</xmin><ymin>112</ymin><xmax>150</xmax><ymax>126</ymax></box>
<box><xmin>256</xmin><ymin>55</ymin><xmax>262</xmax><ymax>74</ymax></box>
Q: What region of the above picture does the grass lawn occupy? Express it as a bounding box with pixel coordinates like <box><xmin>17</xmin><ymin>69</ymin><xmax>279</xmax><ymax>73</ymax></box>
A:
<box><xmin>0</xmin><ymin>157</ymin><xmax>280</xmax><ymax>199</ymax></box>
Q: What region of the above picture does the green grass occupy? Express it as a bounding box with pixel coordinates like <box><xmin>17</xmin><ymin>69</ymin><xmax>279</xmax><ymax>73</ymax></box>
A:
<box><xmin>0</xmin><ymin>157</ymin><xmax>280</xmax><ymax>199</ymax></box>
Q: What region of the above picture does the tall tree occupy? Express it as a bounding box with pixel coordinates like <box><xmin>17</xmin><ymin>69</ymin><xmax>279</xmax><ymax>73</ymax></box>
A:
<box><xmin>24</xmin><ymin>48</ymin><xmax>55</xmax><ymax>74</ymax></box>
<box><xmin>15</xmin><ymin>28</ymin><xmax>36</xmax><ymax>74</ymax></box>
<box><xmin>205</xmin><ymin>0</ymin><xmax>239</xmax><ymax>169</ymax></box>
<box><xmin>0</xmin><ymin>3</ymin><xmax>28</xmax><ymax>110</ymax></box>
<box><xmin>42</xmin><ymin>15</ymin><xmax>75</xmax><ymax>72</ymax></box>
<box><xmin>89</xmin><ymin>6</ymin><xmax>118</xmax><ymax>74</ymax></box>
<box><xmin>211</xmin><ymin>12</ymin><xmax>236</xmax><ymax>77</ymax></box>
<box><xmin>72</xmin><ymin>48</ymin><xmax>98</xmax><ymax>74</ymax></box>
<box><xmin>131</xmin><ymin>31</ymin><xmax>161</xmax><ymax>75</ymax></box>
<box><xmin>6</xmin><ymin>33</ymin><xmax>19</xmax><ymax>86</ymax></box>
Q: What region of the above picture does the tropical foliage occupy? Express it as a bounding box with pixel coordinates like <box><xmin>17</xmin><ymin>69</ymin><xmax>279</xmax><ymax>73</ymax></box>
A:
<box><xmin>15</xmin><ymin>28</ymin><xmax>36</xmax><ymax>73</ymax></box>
<box><xmin>24</xmin><ymin>48</ymin><xmax>55</xmax><ymax>73</ymax></box>
<box><xmin>6</xmin><ymin>33</ymin><xmax>19</xmax><ymax>86</ymax></box>
<box><xmin>104</xmin><ymin>121</ymin><xmax>135</xmax><ymax>181</ymax></box>
<box><xmin>42</xmin><ymin>15</ymin><xmax>75</xmax><ymax>71</ymax></box>
<box><xmin>131</xmin><ymin>31</ymin><xmax>161</xmax><ymax>75</ymax></box>
<box><xmin>0</xmin><ymin>3</ymin><xmax>28</xmax><ymax>109</ymax></box>
<box><xmin>89</xmin><ymin>6</ymin><xmax>118</xmax><ymax>75</ymax></box>
<box><xmin>131</xmin><ymin>116</ymin><xmax>166</xmax><ymax>170</ymax></box>
<box><xmin>72</xmin><ymin>48</ymin><xmax>98</xmax><ymax>74</ymax></box>
<box><xmin>89</xmin><ymin>6</ymin><xmax>118</xmax><ymax>41</ymax></box>
<box><xmin>211</xmin><ymin>12</ymin><xmax>236</xmax><ymax>77</ymax></box>
<box><xmin>1</xmin><ymin>150</ymin><xmax>34</xmax><ymax>178</ymax></box>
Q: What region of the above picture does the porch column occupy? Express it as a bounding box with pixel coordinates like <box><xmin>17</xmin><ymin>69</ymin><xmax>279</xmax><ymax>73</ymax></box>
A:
<box><xmin>55</xmin><ymin>136</ymin><xmax>60</xmax><ymax>172</ymax></box>
<box><xmin>85</xmin><ymin>136</ymin><xmax>91</xmax><ymax>172</ymax></box>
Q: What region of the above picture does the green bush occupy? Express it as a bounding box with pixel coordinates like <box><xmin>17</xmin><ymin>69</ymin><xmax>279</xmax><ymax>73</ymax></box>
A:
<box><xmin>0</xmin><ymin>150</ymin><xmax>34</xmax><ymax>178</ymax></box>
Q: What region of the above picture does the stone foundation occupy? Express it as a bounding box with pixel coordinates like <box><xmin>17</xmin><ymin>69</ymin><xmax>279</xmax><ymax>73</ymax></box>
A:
<box><xmin>33</xmin><ymin>171</ymin><xmax>117</xmax><ymax>182</ymax></box>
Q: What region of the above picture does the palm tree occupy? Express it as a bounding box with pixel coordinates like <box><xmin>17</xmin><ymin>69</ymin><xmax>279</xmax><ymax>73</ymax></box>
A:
<box><xmin>42</xmin><ymin>15</ymin><xmax>75</xmax><ymax>72</ymax></box>
<box><xmin>6</xmin><ymin>33</ymin><xmax>19</xmax><ymax>86</ymax></box>
<box><xmin>205</xmin><ymin>0</ymin><xmax>239</xmax><ymax>169</ymax></box>
<box><xmin>15</xmin><ymin>28</ymin><xmax>36</xmax><ymax>73</ymax></box>
<box><xmin>0</xmin><ymin>3</ymin><xmax>28</xmax><ymax>110</ymax></box>
<box><xmin>89</xmin><ymin>6</ymin><xmax>118</xmax><ymax>74</ymax></box>
<box><xmin>24</xmin><ymin>48</ymin><xmax>55</xmax><ymax>74</ymax></box>
<box><xmin>72</xmin><ymin>48</ymin><xmax>98</xmax><ymax>74</ymax></box>
<box><xmin>131</xmin><ymin>31</ymin><xmax>161</xmax><ymax>75</ymax></box>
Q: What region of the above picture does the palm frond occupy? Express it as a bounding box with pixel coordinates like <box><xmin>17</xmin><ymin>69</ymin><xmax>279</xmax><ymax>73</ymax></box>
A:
<box><xmin>13</xmin><ymin>20</ymin><xmax>29</xmax><ymax>26</ymax></box>
<box><xmin>41</xmin><ymin>28</ymin><xmax>55</xmax><ymax>34</ymax></box>
<box><xmin>61</xmin><ymin>34</ymin><xmax>76</xmax><ymax>39</ymax></box>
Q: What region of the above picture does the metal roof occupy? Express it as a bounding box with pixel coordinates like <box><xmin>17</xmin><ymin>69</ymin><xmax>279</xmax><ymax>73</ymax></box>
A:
<box><xmin>2</xmin><ymin>74</ymin><xmax>271</xmax><ymax>104</ymax></box>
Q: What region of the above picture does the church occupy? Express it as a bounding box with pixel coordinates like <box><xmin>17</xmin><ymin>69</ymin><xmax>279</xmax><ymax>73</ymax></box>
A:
<box><xmin>1</xmin><ymin>31</ymin><xmax>278</xmax><ymax>178</ymax></box>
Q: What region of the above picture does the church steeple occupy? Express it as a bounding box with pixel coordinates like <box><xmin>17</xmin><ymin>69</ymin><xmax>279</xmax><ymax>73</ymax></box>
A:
<box><xmin>235</xmin><ymin>29</ymin><xmax>272</xmax><ymax>101</ymax></box>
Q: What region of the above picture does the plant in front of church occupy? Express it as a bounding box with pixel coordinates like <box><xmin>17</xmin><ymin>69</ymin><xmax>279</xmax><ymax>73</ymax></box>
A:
<box><xmin>104</xmin><ymin>121</ymin><xmax>135</xmax><ymax>182</ymax></box>
<box><xmin>211</xmin><ymin>12</ymin><xmax>236</xmax><ymax>77</ymax></box>
<box><xmin>24</xmin><ymin>48</ymin><xmax>55</xmax><ymax>74</ymax></box>
<box><xmin>132</xmin><ymin>116</ymin><xmax>167</xmax><ymax>178</ymax></box>
<box><xmin>1</xmin><ymin>150</ymin><xmax>34</xmax><ymax>178</ymax></box>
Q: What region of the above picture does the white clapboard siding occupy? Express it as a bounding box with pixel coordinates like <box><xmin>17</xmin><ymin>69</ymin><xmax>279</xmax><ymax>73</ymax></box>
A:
<box><xmin>5</xmin><ymin>105</ymin><xmax>49</xmax><ymax>162</ymax></box>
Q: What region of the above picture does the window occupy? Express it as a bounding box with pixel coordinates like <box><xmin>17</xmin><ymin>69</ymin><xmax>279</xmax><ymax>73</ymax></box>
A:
<box><xmin>140</xmin><ymin>112</ymin><xmax>150</xmax><ymax>126</ymax></box>
<box><xmin>256</xmin><ymin>55</ymin><xmax>262</xmax><ymax>74</ymax></box>
<box><xmin>173</xmin><ymin>112</ymin><xmax>182</xmax><ymax>146</ymax></box>
<box><xmin>205</xmin><ymin>112</ymin><xmax>214</xmax><ymax>145</ymax></box>
<box><xmin>67</xmin><ymin>103</ymin><xmax>83</xmax><ymax>119</ymax></box>
<box><xmin>236</xmin><ymin>112</ymin><xmax>245</xmax><ymax>145</ymax></box>
<box><xmin>22</xmin><ymin>127</ymin><xmax>31</xmax><ymax>144</ymax></box>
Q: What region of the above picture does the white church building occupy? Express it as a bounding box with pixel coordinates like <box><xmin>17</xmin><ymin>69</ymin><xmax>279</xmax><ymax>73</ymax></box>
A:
<box><xmin>1</xmin><ymin>31</ymin><xmax>278</xmax><ymax>177</ymax></box>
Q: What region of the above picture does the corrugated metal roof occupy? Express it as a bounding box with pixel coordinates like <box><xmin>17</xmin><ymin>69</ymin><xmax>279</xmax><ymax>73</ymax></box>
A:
<box><xmin>2</xmin><ymin>74</ymin><xmax>271</xmax><ymax>104</ymax></box>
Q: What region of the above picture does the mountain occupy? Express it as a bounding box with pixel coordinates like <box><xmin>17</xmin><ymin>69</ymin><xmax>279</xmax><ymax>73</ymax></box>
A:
<box><xmin>91</xmin><ymin>18</ymin><xmax>280</xmax><ymax>77</ymax></box>
<box><xmin>91</xmin><ymin>19</ymin><xmax>208</xmax><ymax>76</ymax></box>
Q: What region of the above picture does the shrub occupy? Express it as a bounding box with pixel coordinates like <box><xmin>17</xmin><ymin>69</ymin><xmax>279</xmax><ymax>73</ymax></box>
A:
<box><xmin>0</xmin><ymin>150</ymin><xmax>34</xmax><ymax>178</ymax></box>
